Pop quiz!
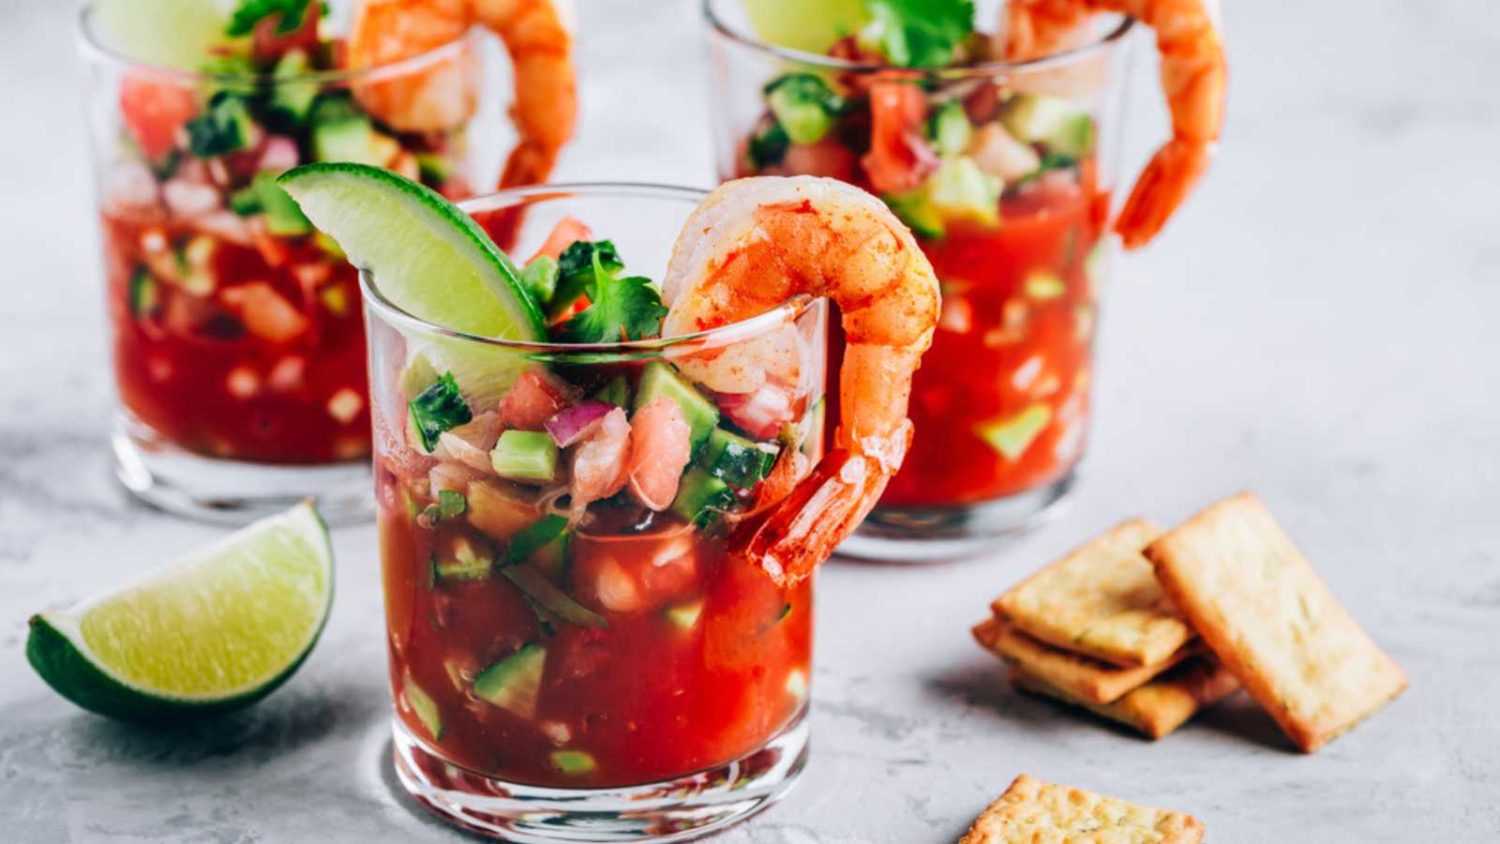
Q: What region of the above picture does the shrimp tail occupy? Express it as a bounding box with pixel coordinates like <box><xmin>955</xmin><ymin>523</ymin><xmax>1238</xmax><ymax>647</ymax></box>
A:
<box><xmin>1113</xmin><ymin>137</ymin><xmax>1212</xmax><ymax>248</ymax></box>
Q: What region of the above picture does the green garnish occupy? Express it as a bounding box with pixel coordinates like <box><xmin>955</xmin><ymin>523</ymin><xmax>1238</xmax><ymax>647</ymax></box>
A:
<box><xmin>558</xmin><ymin>273</ymin><xmax>667</xmax><ymax>343</ymax></box>
<box><xmin>549</xmin><ymin>239</ymin><xmax>623</xmax><ymax>318</ymax></box>
<box><xmin>550</xmin><ymin>750</ymin><xmax>597</xmax><ymax>775</ymax></box>
<box><xmin>764</xmin><ymin>73</ymin><xmax>845</xmax><ymax>145</ymax></box>
<box><xmin>128</xmin><ymin>268</ymin><xmax>160</xmax><ymax>318</ymax></box>
<box><xmin>592</xmin><ymin>376</ymin><xmax>631</xmax><ymax>408</ymax></box>
<box><xmin>748</xmin><ymin>121</ymin><xmax>790</xmax><ymax>169</ymax></box>
<box><xmin>520</xmin><ymin>256</ymin><xmax>559</xmax><ymax>306</ymax></box>
<box><xmin>927</xmin><ymin>100</ymin><xmax>973</xmax><ymax>156</ymax></box>
<box><xmin>407</xmin><ymin>372</ymin><xmax>472</xmax><ymax>452</ymax></box>
<box><xmin>505</xmin><ymin>515</ymin><xmax>569</xmax><ymax>567</ymax></box>
<box><xmin>184</xmin><ymin>92</ymin><xmax>256</xmax><ymax>157</ymax></box>
<box><xmin>422</xmin><ymin>489</ymin><xmax>467</xmax><ymax>524</ymax></box>
<box><xmin>226</xmin><ymin>0</ymin><xmax>315</xmax><ymax>38</ymax></box>
<box><xmin>861</xmin><ymin>0</ymin><xmax>975</xmax><ymax>68</ymax></box>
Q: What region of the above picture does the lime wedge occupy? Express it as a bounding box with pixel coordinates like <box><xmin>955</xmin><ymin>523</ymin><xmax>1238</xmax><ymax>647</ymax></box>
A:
<box><xmin>278</xmin><ymin>163</ymin><xmax>547</xmax><ymax>341</ymax></box>
<box><xmin>92</xmin><ymin>0</ymin><xmax>236</xmax><ymax>72</ymax></box>
<box><xmin>742</xmin><ymin>0</ymin><xmax>867</xmax><ymax>54</ymax></box>
<box><xmin>26</xmin><ymin>502</ymin><xmax>334</xmax><ymax>721</ymax></box>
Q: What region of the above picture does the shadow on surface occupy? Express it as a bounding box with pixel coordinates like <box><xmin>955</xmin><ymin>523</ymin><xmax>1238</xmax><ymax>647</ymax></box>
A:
<box><xmin>1192</xmin><ymin>691</ymin><xmax>1299</xmax><ymax>753</ymax></box>
<box><xmin>372</xmin><ymin>735</ymin><xmax>493</xmax><ymax>841</ymax></box>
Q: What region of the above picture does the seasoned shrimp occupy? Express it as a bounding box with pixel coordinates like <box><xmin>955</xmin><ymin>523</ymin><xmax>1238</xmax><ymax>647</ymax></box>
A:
<box><xmin>1002</xmin><ymin>0</ymin><xmax>1226</xmax><ymax>248</ymax></box>
<box><xmin>346</xmin><ymin>0</ymin><xmax>577</xmax><ymax>188</ymax></box>
<box><xmin>662</xmin><ymin>176</ymin><xmax>941</xmax><ymax>585</ymax></box>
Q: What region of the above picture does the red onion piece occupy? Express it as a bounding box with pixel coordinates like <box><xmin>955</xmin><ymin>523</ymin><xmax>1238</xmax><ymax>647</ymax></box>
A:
<box><xmin>544</xmin><ymin>400</ymin><xmax>613</xmax><ymax>448</ymax></box>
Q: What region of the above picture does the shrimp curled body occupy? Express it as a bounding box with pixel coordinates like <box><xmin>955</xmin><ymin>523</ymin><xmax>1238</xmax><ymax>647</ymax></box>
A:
<box><xmin>1003</xmin><ymin>0</ymin><xmax>1226</xmax><ymax>248</ymax></box>
<box><xmin>346</xmin><ymin>0</ymin><xmax>576</xmax><ymax>188</ymax></box>
<box><xmin>662</xmin><ymin>177</ymin><xmax>941</xmax><ymax>585</ymax></box>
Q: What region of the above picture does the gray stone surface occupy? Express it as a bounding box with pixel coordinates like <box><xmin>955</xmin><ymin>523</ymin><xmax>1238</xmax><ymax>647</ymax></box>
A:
<box><xmin>2</xmin><ymin>0</ymin><xmax>1498</xmax><ymax>841</ymax></box>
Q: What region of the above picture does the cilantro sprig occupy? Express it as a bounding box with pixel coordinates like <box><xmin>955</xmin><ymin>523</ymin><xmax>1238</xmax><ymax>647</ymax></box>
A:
<box><xmin>226</xmin><ymin>0</ymin><xmax>317</xmax><ymax>37</ymax></box>
<box><xmin>861</xmin><ymin>0</ymin><xmax>975</xmax><ymax>68</ymax></box>
<box><xmin>549</xmin><ymin>241</ymin><xmax>668</xmax><ymax>343</ymax></box>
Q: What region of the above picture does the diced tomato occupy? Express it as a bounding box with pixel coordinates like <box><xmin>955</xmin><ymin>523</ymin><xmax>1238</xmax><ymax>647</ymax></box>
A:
<box><xmin>530</xmin><ymin>216</ymin><xmax>593</xmax><ymax>262</ymax></box>
<box><xmin>497</xmin><ymin>369</ymin><xmax>573</xmax><ymax>430</ymax></box>
<box><xmin>626</xmin><ymin>397</ymin><xmax>692</xmax><ymax>510</ymax></box>
<box><xmin>861</xmin><ymin>81</ymin><xmax>937</xmax><ymax>195</ymax></box>
<box><xmin>118</xmin><ymin>73</ymin><xmax>198</xmax><ymax>162</ymax></box>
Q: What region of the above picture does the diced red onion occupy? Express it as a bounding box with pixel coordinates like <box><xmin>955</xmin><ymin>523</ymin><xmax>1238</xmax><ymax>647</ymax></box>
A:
<box><xmin>544</xmin><ymin>400</ymin><xmax>613</xmax><ymax>448</ymax></box>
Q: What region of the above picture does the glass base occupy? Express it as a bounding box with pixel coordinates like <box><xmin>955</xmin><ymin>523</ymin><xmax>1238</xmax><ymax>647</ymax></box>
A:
<box><xmin>112</xmin><ymin>413</ymin><xmax>373</xmax><ymax>525</ymax></box>
<box><xmin>838</xmin><ymin>468</ymin><xmax>1078</xmax><ymax>562</ymax></box>
<box><xmin>391</xmin><ymin>712</ymin><xmax>808</xmax><ymax>842</ymax></box>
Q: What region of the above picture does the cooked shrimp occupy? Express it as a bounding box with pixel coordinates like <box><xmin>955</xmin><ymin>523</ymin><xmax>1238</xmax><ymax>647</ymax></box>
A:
<box><xmin>662</xmin><ymin>176</ymin><xmax>941</xmax><ymax>585</ymax></box>
<box><xmin>346</xmin><ymin>0</ymin><xmax>576</xmax><ymax>188</ymax></box>
<box><xmin>1001</xmin><ymin>0</ymin><xmax>1226</xmax><ymax>248</ymax></box>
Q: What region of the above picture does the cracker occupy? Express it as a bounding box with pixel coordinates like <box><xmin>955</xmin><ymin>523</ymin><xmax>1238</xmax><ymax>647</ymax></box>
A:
<box><xmin>1143</xmin><ymin>492</ymin><xmax>1408</xmax><ymax>753</ymax></box>
<box><xmin>1011</xmin><ymin>657</ymin><xmax>1241</xmax><ymax>740</ymax></box>
<box><xmin>996</xmin><ymin>518</ymin><xmax>1194</xmax><ymax>667</ymax></box>
<box><xmin>960</xmin><ymin>774</ymin><xmax>1205</xmax><ymax>844</ymax></box>
<box><xmin>972</xmin><ymin>618</ymin><xmax>1195</xmax><ymax>704</ymax></box>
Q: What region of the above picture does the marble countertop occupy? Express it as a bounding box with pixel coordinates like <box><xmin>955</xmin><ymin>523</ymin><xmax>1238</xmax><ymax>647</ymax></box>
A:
<box><xmin>3</xmin><ymin>1</ymin><xmax>1498</xmax><ymax>841</ymax></box>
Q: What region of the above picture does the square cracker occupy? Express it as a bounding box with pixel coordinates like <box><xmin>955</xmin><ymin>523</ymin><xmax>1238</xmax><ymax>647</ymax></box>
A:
<box><xmin>1143</xmin><ymin>491</ymin><xmax>1408</xmax><ymax>753</ymax></box>
<box><xmin>972</xmin><ymin>618</ymin><xmax>1195</xmax><ymax>705</ymax></box>
<box><xmin>960</xmin><ymin>774</ymin><xmax>1204</xmax><ymax>844</ymax></box>
<box><xmin>1011</xmin><ymin>657</ymin><xmax>1241</xmax><ymax>740</ymax></box>
<box><xmin>996</xmin><ymin>518</ymin><xmax>1194</xmax><ymax>667</ymax></box>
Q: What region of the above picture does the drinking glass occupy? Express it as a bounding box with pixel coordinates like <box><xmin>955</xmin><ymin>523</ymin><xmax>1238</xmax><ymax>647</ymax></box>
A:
<box><xmin>704</xmin><ymin>0</ymin><xmax>1135</xmax><ymax>559</ymax></box>
<box><xmin>368</xmin><ymin>184</ymin><xmax>819</xmax><ymax>841</ymax></box>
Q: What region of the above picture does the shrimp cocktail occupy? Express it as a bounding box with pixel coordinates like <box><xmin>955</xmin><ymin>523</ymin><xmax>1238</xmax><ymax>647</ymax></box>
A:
<box><xmin>80</xmin><ymin>0</ymin><xmax>575</xmax><ymax>521</ymax></box>
<box><xmin>279</xmin><ymin>165</ymin><xmax>938</xmax><ymax>840</ymax></box>
<box><xmin>707</xmin><ymin>0</ymin><xmax>1226</xmax><ymax>557</ymax></box>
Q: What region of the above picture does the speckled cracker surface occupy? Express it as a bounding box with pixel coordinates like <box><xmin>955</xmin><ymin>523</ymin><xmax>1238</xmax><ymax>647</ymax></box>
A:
<box><xmin>960</xmin><ymin>774</ymin><xmax>1204</xmax><ymax>844</ymax></box>
<box><xmin>1012</xmin><ymin>657</ymin><xmax>1241</xmax><ymax>740</ymax></box>
<box><xmin>1143</xmin><ymin>492</ymin><xmax>1408</xmax><ymax>753</ymax></box>
<box><xmin>972</xmin><ymin>618</ymin><xmax>1195</xmax><ymax>705</ymax></box>
<box><xmin>996</xmin><ymin>518</ymin><xmax>1194</xmax><ymax>667</ymax></box>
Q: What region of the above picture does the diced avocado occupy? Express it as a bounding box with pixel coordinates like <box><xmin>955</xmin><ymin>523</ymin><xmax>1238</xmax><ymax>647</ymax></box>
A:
<box><xmin>1000</xmin><ymin>94</ymin><xmax>1094</xmax><ymax>158</ymax></box>
<box><xmin>883</xmin><ymin>188</ymin><xmax>945</xmax><ymax>239</ymax></box>
<box><xmin>764</xmin><ymin>73</ymin><xmax>843</xmax><ymax>145</ymax></box>
<box><xmin>499</xmin><ymin>566</ymin><xmax>606</xmax><ymax>628</ymax></box>
<box><xmin>635</xmin><ymin>362</ymin><xmax>719</xmax><ymax>447</ymax></box>
<box><xmin>184</xmin><ymin>92</ymin><xmax>256</xmax><ymax>158</ymax></box>
<box><xmin>747</xmin><ymin>120</ymin><xmax>790</xmax><ymax>169</ymax></box>
<box><xmin>403</xmin><ymin>678</ymin><xmax>443</xmax><ymax>740</ymax></box>
<box><xmin>271</xmin><ymin>49</ymin><xmax>318</xmax><ymax>123</ymax></box>
<box><xmin>311</xmin><ymin>96</ymin><xmax>384</xmax><ymax>165</ymax></box>
<box><xmin>177</xmin><ymin>236</ymin><xmax>217</xmax><ymax>296</ymax></box>
<box><xmin>927</xmin><ymin>100</ymin><xmax>972</xmax><ymax>157</ymax></box>
<box><xmin>251</xmin><ymin>171</ymin><xmax>312</xmax><ymax>236</ymax></box>
<box><xmin>926</xmin><ymin>156</ymin><xmax>1001</xmax><ymax>227</ymax></box>
<box><xmin>664</xmin><ymin>601</ymin><xmax>703</xmax><ymax>631</ymax></box>
<box><xmin>228</xmin><ymin>183</ymin><xmax>263</xmax><ymax>216</ymax></box>
<box><xmin>491</xmin><ymin>430</ymin><xmax>558</xmax><ymax>484</ymax></box>
<box><xmin>423</xmin><ymin>489</ymin><xmax>468</xmax><ymax>523</ymax></box>
<box><xmin>520</xmin><ymin>255</ymin><xmax>559</xmax><ymax>306</ymax></box>
<box><xmin>974</xmin><ymin>403</ymin><xmax>1052</xmax><ymax>462</ymax></box>
<box><xmin>433</xmin><ymin>533</ymin><xmax>493</xmax><ymax>582</ymax></box>
<box><xmin>128</xmin><ymin>267</ymin><xmax>160</xmax><ymax>318</ymax></box>
<box><xmin>473</xmin><ymin>643</ymin><xmax>546</xmax><ymax>719</ymax></box>
<box><xmin>407</xmin><ymin>371</ymin><xmax>472</xmax><ymax>453</ymax></box>
<box><xmin>1024</xmin><ymin>271</ymin><xmax>1067</xmax><ymax>301</ymax></box>
<box><xmin>698</xmin><ymin>428</ymin><xmax>779</xmax><ymax>489</ymax></box>
<box><xmin>671</xmin><ymin>468</ymin><xmax>735</xmax><ymax>527</ymax></box>
<box><xmin>592</xmin><ymin>375</ymin><xmax>630</xmax><ymax>408</ymax></box>
<box><xmin>549</xmin><ymin>749</ymin><xmax>596</xmax><ymax>776</ymax></box>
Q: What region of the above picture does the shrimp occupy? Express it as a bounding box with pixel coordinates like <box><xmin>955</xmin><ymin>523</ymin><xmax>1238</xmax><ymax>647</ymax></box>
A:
<box><xmin>346</xmin><ymin>0</ymin><xmax>576</xmax><ymax>189</ymax></box>
<box><xmin>662</xmin><ymin>177</ymin><xmax>941</xmax><ymax>585</ymax></box>
<box><xmin>1001</xmin><ymin>0</ymin><xmax>1226</xmax><ymax>248</ymax></box>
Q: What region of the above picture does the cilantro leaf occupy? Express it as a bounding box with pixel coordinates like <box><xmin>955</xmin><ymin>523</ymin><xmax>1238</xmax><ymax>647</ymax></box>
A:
<box><xmin>549</xmin><ymin>240</ymin><xmax>623</xmax><ymax>320</ymax></box>
<box><xmin>184</xmin><ymin>92</ymin><xmax>256</xmax><ymax>157</ymax></box>
<box><xmin>862</xmin><ymin>0</ymin><xmax>975</xmax><ymax>68</ymax></box>
<box><xmin>226</xmin><ymin>0</ymin><xmax>315</xmax><ymax>38</ymax></box>
<box><xmin>558</xmin><ymin>274</ymin><xmax>668</xmax><ymax>343</ymax></box>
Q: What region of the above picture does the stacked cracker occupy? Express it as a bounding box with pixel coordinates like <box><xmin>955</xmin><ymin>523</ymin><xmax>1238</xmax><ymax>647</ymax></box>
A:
<box><xmin>973</xmin><ymin>493</ymin><xmax>1407</xmax><ymax>750</ymax></box>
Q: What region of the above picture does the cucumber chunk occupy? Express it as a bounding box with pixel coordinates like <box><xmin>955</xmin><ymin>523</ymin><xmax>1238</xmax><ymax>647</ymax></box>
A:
<box><xmin>403</xmin><ymin>678</ymin><xmax>443</xmax><ymax>740</ymax></box>
<box><xmin>252</xmin><ymin>172</ymin><xmax>312</xmax><ymax>236</ymax></box>
<box><xmin>505</xmin><ymin>515</ymin><xmax>568</xmax><ymax>567</ymax></box>
<box><xmin>764</xmin><ymin>74</ymin><xmax>843</xmax><ymax>145</ymax></box>
<box><xmin>432</xmin><ymin>534</ymin><xmax>493</xmax><ymax>583</ymax></box>
<box><xmin>635</xmin><ymin>362</ymin><xmax>719</xmax><ymax>448</ymax></box>
<box><xmin>311</xmin><ymin>97</ymin><xmax>383</xmax><ymax>166</ymax></box>
<box><xmin>974</xmin><ymin>403</ymin><xmax>1053</xmax><ymax>462</ymax></box>
<box><xmin>490</xmin><ymin>430</ymin><xmax>559</xmax><ymax>484</ymax></box>
<box><xmin>1001</xmin><ymin>94</ymin><xmax>1095</xmax><ymax>158</ymax></box>
<box><xmin>407</xmin><ymin>371</ymin><xmax>472</xmax><ymax>453</ymax></box>
<box><xmin>473</xmin><ymin>643</ymin><xmax>546</xmax><ymax>719</ymax></box>
<box><xmin>550</xmin><ymin>749</ymin><xmax>596</xmax><ymax>775</ymax></box>
<box><xmin>592</xmin><ymin>375</ymin><xmax>631</xmax><ymax>408</ymax></box>
<box><xmin>671</xmin><ymin>468</ymin><xmax>735</xmax><ymax>527</ymax></box>
<box><xmin>926</xmin><ymin>157</ymin><xmax>1002</xmax><ymax>227</ymax></box>
<box><xmin>664</xmin><ymin>601</ymin><xmax>703</xmax><ymax>631</ymax></box>
<box><xmin>128</xmin><ymin>267</ymin><xmax>160</xmax><ymax>318</ymax></box>
<box><xmin>698</xmin><ymin>428</ymin><xmax>779</xmax><ymax>489</ymax></box>
<box><xmin>271</xmin><ymin>49</ymin><xmax>318</xmax><ymax>124</ymax></box>
<box><xmin>927</xmin><ymin>100</ymin><xmax>973</xmax><ymax>157</ymax></box>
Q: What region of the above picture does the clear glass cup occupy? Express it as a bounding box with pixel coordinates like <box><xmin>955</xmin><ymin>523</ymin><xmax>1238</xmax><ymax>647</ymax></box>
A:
<box><xmin>78</xmin><ymin>1</ymin><xmax>507</xmax><ymax>523</ymax></box>
<box><xmin>704</xmin><ymin>0</ymin><xmax>1135</xmax><ymax>560</ymax></box>
<box><xmin>367</xmin><ymin>184</ymin><xmax>821</xmax><ymax>841</ymax></box>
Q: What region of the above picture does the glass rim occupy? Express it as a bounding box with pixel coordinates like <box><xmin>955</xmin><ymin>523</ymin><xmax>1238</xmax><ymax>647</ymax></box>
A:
<box><xmin>76</xmin><ymin>3</ymin><xmax>479</xmax><ymax>86</ymax></box>
<box><xmin>701</xmin><ymin>0</ymin><xmax>1135</xmax><ymax>76</ymax></box>
<box><xmin>360</xmin><ymin>181</ymin><xmax>819</xmax><ymax>355</ymax></box>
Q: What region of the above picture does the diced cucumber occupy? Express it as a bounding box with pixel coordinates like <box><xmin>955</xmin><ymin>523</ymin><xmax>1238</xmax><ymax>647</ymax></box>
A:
<box><xmin>128</xmin><ymin>267</ymin><xmax>160</xmax><ymax>318</ymax></box>
<box><xmin>185</xmin><ymin>92</ymin><xmax>256</xmax><ymax>158</ymax></box>
<box><xmin>764</xmin><ymin>74</ymin><xmax>843</xmax><ymax>146</ymax></box>
<box><xmin>251</xmin><ymin>172</ymin><xmax>312</xmax><ymax>236</ymax></box>
<box><xmin>415</xmin><ymin>153</ymin><xmax>451</xmax><ymax>185</ymax></box>
<box><xmin>422</xmin><ymin>489</ymin><xmax>467</xmax><ymax>523</ymax></box>
<box><xmin>1000</xmin><ymin>94</ymin><xmax>1095</xmax><ymax>158</ymax></box>
<box><xmin>974</xmin><ymin>403</ymin><xmax>1052</xmax><ymax>462</ymax></box>
<box><xmin>592</xmin><ymin>375</ymin><xmax>630</xmax><ymax>408</ymax></box>
<box><xmin>499</xmin><ymin>566</ymin><xmax>606</xmax><ymax>628</ymax></box>
<box><xmin>1024</xmin><ymin>271</ymin><xmax>1067</xmax><ymax>301</ymax></box>
<box><xmin>271</xmin><ymin>49</ymin><xmax>318</xmax><ymax>124</ymax></box>
<box><xmin>550</xmin><ymin>749</ymin><xmax>596</xmax><ymax>776</ymax></box>
<box><xmin>404</xmin><ymin>678</ymin><xmax>443</xmax><ymax>740</ymax></box>
<box><xmin>473</xmin><ymin>643</ymin><xmax>546</xmax><ymax>719</ymax></box>
<box><xmin>883</xmin><ymin>188</ymin><xmax>945</xmax><ymax>239</ymax></box>
<box><xmin>491</xmin><ymin>430</ymin><xmax>558</xmax><ymax>484</ymax></box>
<box><xmin>926</xmin><ymin>157</ymin><xmax>1001</xmax><ymax>227</ymax></box>
<box><xmin>927</xmin><ymin>100</ymin><xmax>972</xmax><ymax>157</ymax></box>
<box><xmin>671</xmin><ymin>468</ymin><xmax>735</xmax><ymax>527</ymax></box>
<box><xmin>311</xmin><ymin>96</ymin><xmax>383</xmax><ymax>166</ymax></box>
<box><xmin>664</xmin><ymin>601</ymin><xmax>703</xmax><ymax>631</ymax></box>
<box><xmin>635</xmin><ymin>362</ymin><xmax>719</xmax><ymax>448</ymax></box>
<box><xmin>228</xmin><ymin>184</ymin><xmax>263</xmax><ymax>216</ymax></box>
<box><xmin>177</xmin><ymin>236</ymin><xmax>217</xmax><ymax>296</ymax></box>
<box><xmin>747</xmin><ymin>121</ymin><xmax>790</xmax><ymax>169</ymax></box>
<box><xmin>399</xmin><ymin>350</ymin><xmax>440</xmax><ymax>401</ymax></box>
<box><xmin>698</xmin><ymin>428</ymin><xmax>779</xmax><ymax>489</ymax></box>
<box><xmin>505</xmin><ymin>515</ymin><xmax>568</xmax><ymax>566</ymax></box>
<box><xmin>407</xmin><ymin>371</ymin><xmax>472</xmax><ymax>453</ymax></box>
<box><xmin>433</xmin><ymin>533</ymin><xmax>493</xmax><ymax>582</ymax></box>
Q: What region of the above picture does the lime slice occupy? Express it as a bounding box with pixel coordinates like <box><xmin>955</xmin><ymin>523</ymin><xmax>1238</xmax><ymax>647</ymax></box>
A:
<box><xmin>92</xmin><ymin>0</ymin><xmax>236</xmax><ymax>72</ymax></box>
<box><xmin>742</xmin><ymin>0</ymin><xmax>867</xmax><ymax>55</ymax></box>
<box><xmin>26</xmin><ymin>502</ymin><xmax>334</xmax><ymax>721</ymax></box>
<box><xmin>278</xmin><ymin>163</ymin><xmax>547</xmax><ymax>341</ymax></box>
